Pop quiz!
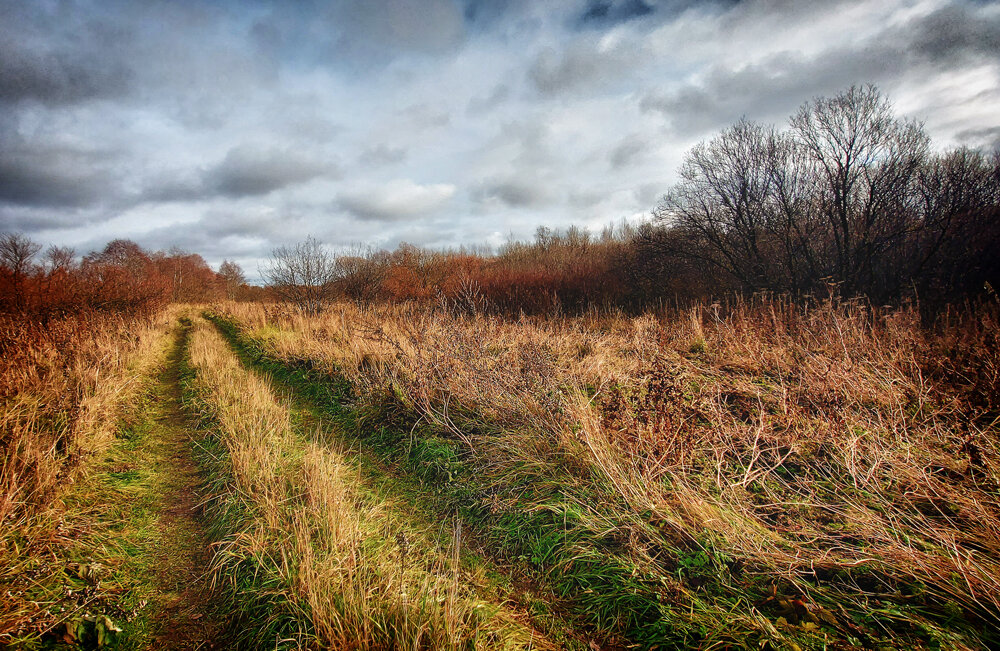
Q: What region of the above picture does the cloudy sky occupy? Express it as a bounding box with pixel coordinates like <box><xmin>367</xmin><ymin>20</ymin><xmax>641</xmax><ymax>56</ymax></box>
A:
<box><xmin>2</xmin><ymin>0</ymin><xmax>999</xmax><ymax>278</ymax></box>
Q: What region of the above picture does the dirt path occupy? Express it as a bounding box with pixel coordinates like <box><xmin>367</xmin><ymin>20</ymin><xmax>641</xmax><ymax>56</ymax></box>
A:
<box><xmin>23</xmin><ymin>320</ymin><xmax>226</xmax><ymax>649</ymax></box>
<box><xmin>135</xmin><ymin>322</ymin><xmax>223</xmax><ymax>649</ymax></box>
<box><xmin>0</xmin><ymin>319</ymin><xmax>227</xmax><ymax>649</ymax></box>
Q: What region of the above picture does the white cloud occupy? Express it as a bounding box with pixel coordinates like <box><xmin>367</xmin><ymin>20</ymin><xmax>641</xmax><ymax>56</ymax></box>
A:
<box><xmin>337</xmin><ymin>179</ymin><xmax>456</xmax><ymax>222</ymax></box>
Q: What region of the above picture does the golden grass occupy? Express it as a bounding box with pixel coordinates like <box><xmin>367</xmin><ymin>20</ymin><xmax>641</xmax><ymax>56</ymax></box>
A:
<box><xmin>0</xmin><ymin>309</ymin><xmax>178</xmax><ymax>519</ymax></box>
<box><xmin>186</xmin><ymin>316</ymin><xmax>541</xmax><ymax>649</ymax></box>
<box><xmin>0</xmin><ymin>306</ymin><xmax>177</xmax><ymax>643</ymax></box>
<box><xmin>213</xmin><ymin>296</ymin><xmax>1000</xmax><ymax>648</ymax></box>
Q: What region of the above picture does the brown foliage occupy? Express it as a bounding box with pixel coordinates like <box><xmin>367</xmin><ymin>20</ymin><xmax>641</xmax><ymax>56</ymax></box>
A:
<box><xmin>0</xmin><ymin>232</ymin><xmax>223</xmax><ymax>524</ymax></box>
<box><xmin>0</xmin><ymin>234</ymin><xmax>225</xmax><ymax>319</ymax></box>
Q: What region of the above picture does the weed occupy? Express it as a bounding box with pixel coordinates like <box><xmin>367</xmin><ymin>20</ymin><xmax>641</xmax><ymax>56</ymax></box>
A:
<box><xmin>203</xmin><ymin>297</ymin><xmax>1000</xmax><ymax>649</ymax></box>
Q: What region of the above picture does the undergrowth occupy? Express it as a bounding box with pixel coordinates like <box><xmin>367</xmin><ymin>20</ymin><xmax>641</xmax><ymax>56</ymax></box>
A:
<box><xmin>0</xmin><ymin>309</ymin><xmax>173</xmax><ymax>647</ymax></box>
<box><xmin>205</xmin><ymin>297</ymin><xmax>1000</xmax><ymax>650</ymax></box>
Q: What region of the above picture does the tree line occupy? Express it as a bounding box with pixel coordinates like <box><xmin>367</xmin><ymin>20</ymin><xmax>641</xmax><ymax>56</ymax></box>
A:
<box><xmin>0</xmin><ymin>235</ymin><xmax>249</xmax><ymax>319</ymax></box>
<box><xmin>264</xmin><ymin>87</ymin><xmax>998</xmax><ymax>314</ymax></box>
<box><xmin>271</xmin><ymin>86</ymin><xmax>1000</xmax><ymax>312</ymax></box>
<box><xmin>646</xmin><ymin>85</ymin><xmax>1000</xmax><ymax>303</ymax></box>
<box><xmin>5</xmin><ymin>86</ymin><xmax>997</xmax><ymax>318</ymax></box>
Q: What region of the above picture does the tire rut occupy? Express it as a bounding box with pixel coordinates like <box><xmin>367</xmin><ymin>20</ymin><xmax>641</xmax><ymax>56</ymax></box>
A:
<box><xmin>208</xmin><ymin>316</ymin><xmax>601</xmax><ymax>650</ymax></box>
<box><xmin>141</xmin><ymin>320</ymin><xmax>224</xmax><ymax>650</ymax></box>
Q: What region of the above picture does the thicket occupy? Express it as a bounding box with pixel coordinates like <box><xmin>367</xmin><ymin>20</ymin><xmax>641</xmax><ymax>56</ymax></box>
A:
<box><xmin>0</xmin><ymin>235</ymin><xmax>235</xmax><ymax>319</ymax></box>
<box><xmin>268</xmin><ymin>86</ymin><xmax>998</xmax><ymax>316</ymax></box>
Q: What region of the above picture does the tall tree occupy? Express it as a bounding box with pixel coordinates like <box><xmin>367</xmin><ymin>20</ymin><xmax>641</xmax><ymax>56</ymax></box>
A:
<box><xmin>656</xmin><ymin>86</ymin><xmax>943</xmax><ymax>299</ymax></box>
<box><xmin>654</xmin><ymin>120</ymin><xmax>813</xmax><ymax>292</ymax></box>
<box><xmin>264</xmin><ymin>236</ymin><xmax>339</xmax><ymax>314</ymax></box>
<box><xmin>219</xmin><ymin>259</ymin><xmax>246</xmax><ymax>300</ymax></box>
<box><xmin>790</xmin><ymin>85</ymin><xmax>929</xmax><ymax>295</ymax></box>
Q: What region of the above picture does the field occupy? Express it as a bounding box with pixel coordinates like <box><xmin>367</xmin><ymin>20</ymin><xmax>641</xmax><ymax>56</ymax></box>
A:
<box><xmin>1</xmin><ymin>297</ymin><xmax>998</xmax><ymax>649</ymax></box>
<box><xmin>5</xmin><ymin>1</ymin><xmax>1000</xmax><ymax>647</ymax></box>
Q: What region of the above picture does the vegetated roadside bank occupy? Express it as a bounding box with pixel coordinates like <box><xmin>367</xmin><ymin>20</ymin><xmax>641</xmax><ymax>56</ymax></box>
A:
<box><xmin>207</xmin><ymin>298</ymin><xmax>1000</xmax><ymax>650</ymax></box>
<box><xmin>2</xmin><ymin>313</ymin><xmax>225</xmax><ymax>648</ymax></box>
<box><xmin>206</xmin><ymin>310</ymin><xmax>668</xmax><ymax>649</ymax></box>
<box><xmin>203</xmin><ymin>312</ymin><xmax>600</xmax><ymax>649</ymax></box>
<box><xmin>0</xmin><ymin>307</ymin><xmax>174</xmax><ymax>645</ymax></box>
<box><xmin>183</xmin><ymin>314</ymin><xmax>545</xmax><ymax>650</ymax></box>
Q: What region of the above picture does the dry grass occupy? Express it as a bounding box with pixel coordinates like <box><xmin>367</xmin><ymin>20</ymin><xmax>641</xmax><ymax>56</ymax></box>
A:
<box><xmin>185</xmin><ymin>316</ymin><xmax>540</xmax><ymax>649</ymax></box>
<box><xmin>0</xmin><ymin>310</ymin><xmax>174</xmax><ymax>521</ymax></box>
<box><xmin>0</xmin><ymin>307</ymin><xmax>176</xmax><ymax>642</ymax></box>
<box><xmin>213</xmin><ymin>296</ymin><xmax>1000</xmax><ymax>649</ymax></box>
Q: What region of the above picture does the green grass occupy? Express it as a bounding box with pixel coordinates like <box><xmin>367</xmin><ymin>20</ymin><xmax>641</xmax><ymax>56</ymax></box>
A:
<box><xmin>3</xmin><ymin>317</ymin><xmax>228</xmax><ymax>650</ymax></box>
<box><xmin>185</xmin><ymin>316</ymin><xmax>549</xmax><ymax>649</ymax></box>
<box><xmin>181</xmin><ymin>407</ymin><xmax>314</xmax><ymax>649</ymax></box>
<box><xmin>176</xmin><ymin>315</ymin><xmax>317</xmax><ymax>650</ymax></box>
<box><xmin>5</xmin><ymin>378</ymin><xmax>163</xmax><ymax>649</ymax></box>
<box><xmin>192</xmin><ymin>315</ymin><xmax>570</xmax><ymax>648</ymax></box>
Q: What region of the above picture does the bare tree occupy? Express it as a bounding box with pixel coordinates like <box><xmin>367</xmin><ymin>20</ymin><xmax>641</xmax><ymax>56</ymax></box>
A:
<box><xmin>218</xmin><ymin>259</ymin><xmax>246</xmax><ymax>300</ymax></box>
<box><xmin>0</xmin><ymin>232</ymin><xmax>42</xmax><ymax>276</ymax></box>
<box><xmin>44</xmin><ymin>246</ymin><xmax>76</xmax><ymax>273</ymax></box>
<box><xmin>790</xmin><ymin>84</ymin><xmax>929</xmax><ymax>295</ymax></box>
<box><xmin>655</xmin><ymin>120</ymin><xmax>813</xmax><ymax>291</ymax></box>
<box><xmin>335</xmin><ymin>245</ymin><xmax>389</xmax><ymax>306</ymax></box>
<box><xmin>656</xmin><ymin>86</ymin><xmax>936</xmax><ymax>299</ymax></box>
<box><xmin>264</xmin><ymin>236</ymin><xmax>339</xmax><ymax>314</ymax></box>
<box><xmin>911</xmin><ymin>147</ymin><xmax>1000</xmax><ymax>298</ymax></box>
<box><xmin>0</xmin><ymin>233</ymin><xmax>42</xmax><ymax>311</ymax></box>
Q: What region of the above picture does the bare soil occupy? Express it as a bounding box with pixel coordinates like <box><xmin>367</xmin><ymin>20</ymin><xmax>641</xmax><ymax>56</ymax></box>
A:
<box><xmin>141</xmin><ymin>326</ymin><xmax>224</xmax><ymax>649</ymax></box>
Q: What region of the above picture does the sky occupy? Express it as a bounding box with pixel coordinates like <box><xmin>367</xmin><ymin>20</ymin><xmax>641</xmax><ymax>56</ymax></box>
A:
<box><xmin>2</xmin><ymin>0</ymin><xmax>999</xmax><ymax>279</ymax></box>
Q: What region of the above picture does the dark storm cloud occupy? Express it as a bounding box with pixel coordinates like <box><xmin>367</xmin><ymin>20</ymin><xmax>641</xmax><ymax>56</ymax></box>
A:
<box><xmin>0</xmin><ymin>205</ymin><xmax>92</xmax><ymax>232</ymax></box>
<box><xmin>474</xmin><ymin>175</ymin><xmax>556</xmax><ymax>208</ymax></box>
<box><xmin>576</xmin><ymin>0</ymin><xmax>746</xmax><ymax>30</ymax></box>
<box><xmin>907</xmin><ymin>3</ymin><xmax>1000</xmax><ymax>64</ymax></box>
<box><xmin>528</xmin><ymin>40</ymin><xmax>638</xmax><ymax>95</ymax></box>
<box><xmin>639</xmin><ymin>50</ymin><xmax>881</xmax><ymax>133</ymax></box>
<box><xmin>460</xmin><ymin>0</ymin><xmax>516</xmax><ymax>27</ymax></box>
<box><xmin>579</xmin><ymin>0</ymin><xmax>654</xmax><ymax>26</ymax></box>
<box><xmin>0</xmin><ymin>146</ymin><xmax>116</xmax><ymax>208</ymax></box>
<box><xmin>0</xmin><ymin>43</ymin><xmax>132</xmax><ymax>105</ymax></box>
<box><xmin>141</xmin><ymin>177</ymin><xmax>206</xmax><ymax>204</ymax></box>
<box><xmin>956</xmin><ymin>125</ymin><xmax>1000</xmax><ymax>150</ymax></box>
<box><xmin>633</xmin><ymin>182</ymin><xmax>663</xmax><ymax>206</ymax></box>
<box><xmin>460</xmin><ymin>0</ymin><xmax>734</xmax><ymax>34</ymax></box>
<box><xmin>494</xmin><ymin>120</ymin><xmax>555</xmax><ymax>166</ymax></box>
<box><xmin>0</xmin><ymin>2</ymin><xmax>134</xmax><ymax>106</ymax></box>
<box><xmin>208</xmin><ymin>146</ymin><xmax>331</xmax><ymax>198</ymax></box>
<box><xmin>190</xmin><ymin>210</ymin><xmax>291</xmax><ymax>243</ymax></box>
<box><xmin>640</xmin><ymin>2</ymin><xmax>1000</xmax><ymax>134</ymax></box>
<box><xmin>144</xmin><ymin>146</ymin><xmax>335</xmax><ymax>203</ymax></box>
<box><xmin>327</xmin><ymin>0</ymin><xmax>466</xmax><ymax>61</ymax></box>
<box><xmin>609</xmin><ymin>135</ymin><xmax>649</xmax><ymax>169</ymax></box>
